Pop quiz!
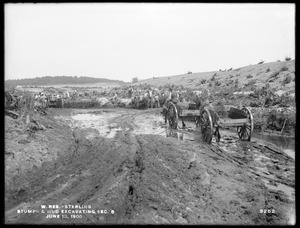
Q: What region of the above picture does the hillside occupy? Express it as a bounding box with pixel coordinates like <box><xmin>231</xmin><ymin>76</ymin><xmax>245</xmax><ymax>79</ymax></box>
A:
<box><xmin>133</xmin><ymin>60</ymin><xmax>295</xmax><ymax>93</ymax></box>
<box><xmin>5</xmin><ymin>76</ymin><xmax>125</xmax><ymax>87</ymax></box>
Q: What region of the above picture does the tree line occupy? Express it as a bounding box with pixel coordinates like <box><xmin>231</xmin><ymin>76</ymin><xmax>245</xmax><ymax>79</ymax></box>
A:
<box><xmin>5</xmin><ymin>76</ymin><xmax>124</xmax><ymax>87</ymax></box>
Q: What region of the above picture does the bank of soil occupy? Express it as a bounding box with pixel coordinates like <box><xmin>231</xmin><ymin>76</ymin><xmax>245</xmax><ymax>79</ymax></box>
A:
<box><xmin>5</xmin><ymin>108</ymin><xmax>295</xmax><ymax>225</ymax></box>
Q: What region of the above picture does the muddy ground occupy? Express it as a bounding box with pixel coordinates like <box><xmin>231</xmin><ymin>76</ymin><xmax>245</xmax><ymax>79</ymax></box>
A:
<box><xmin>5</xmin><ymin>107</ymin><xmax>295</xmax><ymax>225</ymax></box>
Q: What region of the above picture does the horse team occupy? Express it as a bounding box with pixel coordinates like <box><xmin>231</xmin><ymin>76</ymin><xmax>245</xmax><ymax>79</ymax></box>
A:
<box><xmin>130</xmin><ymin>88</ymin><xmax>175</xmax><ymax>109</ymax></box>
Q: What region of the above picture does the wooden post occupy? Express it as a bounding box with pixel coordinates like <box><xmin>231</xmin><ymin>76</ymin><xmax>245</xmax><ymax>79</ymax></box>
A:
<box><xmin>25</xmin><ymin>92</ymin><xmax>34</xmax><ymax>125</ymax></box>
<box><xmin>281</xmin><ymin>118</ymin><xmax>287</xmax><ymax>134</ymax></box>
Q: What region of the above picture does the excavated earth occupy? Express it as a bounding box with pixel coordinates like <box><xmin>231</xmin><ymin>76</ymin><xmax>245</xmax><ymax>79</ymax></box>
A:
<box><xmin>5</xmin><ymin>107</ymin><xmax>295</xmax><ymax>225</ymax></box>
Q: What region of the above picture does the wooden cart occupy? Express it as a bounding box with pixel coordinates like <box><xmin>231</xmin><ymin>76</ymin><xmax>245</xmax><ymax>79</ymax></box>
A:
<box><xmin>166</xmin><ymin>102</ymin><xmax>254</xmax><ymax>144</ymax></box>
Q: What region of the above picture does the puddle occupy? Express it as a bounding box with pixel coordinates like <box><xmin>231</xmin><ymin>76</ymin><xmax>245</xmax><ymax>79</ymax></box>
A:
<box><xmin>72</xmin><ymin>113</ymin><xmax>103</xmax><ymax>121</ymax></box>
<box><xmin>70</xmin><ymin>112</ymin><xmax>170</xmax><ymax>139</ymax></box>
<box><xmin>106</xmin><ymin>127</ymin><xmax>122</xmax><ymax>138</ymax></box>
<box><xmin>221</xmin><ymin>129</ymin><xmax>295</xmax><ymax>159</ymax></box>
<box><xmin>165</xmin><ymin>128</ymin><xmax>196</xmax><ymax>141</ymax></box>
<box><xmin>60</xmin><ymin>113</ymin><xmax>124</xmax><ymax>139</ymax></box>
<box><xmin>131</xmin><ymin>114</ymin><xmax>166</xmax><ymax>136</ymax></box>
<box><xmin>252</xmin><ymin>132</ymin><xmax>295</xmax><ymax>160</ymax></box>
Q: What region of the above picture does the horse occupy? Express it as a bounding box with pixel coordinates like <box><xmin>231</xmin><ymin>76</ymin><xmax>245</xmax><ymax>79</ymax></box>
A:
<box><xmin>150</xmin><ymin>95</ymin><xmax>160</xmax><ymax>108</ymax></box>
<box><xmin>133</xmin><ymin>94</ymin><xmax>150</xmax><ymax>109</ymax></box>
<box><xmin>119</xmin><ymin>98</ymin><xmax>132</xmax><ymax>108</ymax></box>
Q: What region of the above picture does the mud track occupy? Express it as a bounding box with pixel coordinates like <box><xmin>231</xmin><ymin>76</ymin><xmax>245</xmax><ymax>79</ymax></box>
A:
<box><xmin>5</xmin><ymin>108</ymin><xmax>295</xmax><ymax>225</ymax></box>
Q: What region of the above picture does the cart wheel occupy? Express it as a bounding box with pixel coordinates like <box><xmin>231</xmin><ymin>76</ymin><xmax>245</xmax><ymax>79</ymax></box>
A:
<box><xmin>237</xmin><ymin>107</ymin><xmax>253</xmax><ymax>141</ymax></box>
<box><xmin>195</xmin><ymin>117</ymin><xmax>200</xmax><ymax>127</ymax></box>
<box><xmin>200</xmin><ymin>108</ymin><xmax>213</xmax><ymax>143</ymax></box>
<box><xmin>167</xmin><ymin>102</ymin><xmax>178</xmax><ymax>129</ymax></box>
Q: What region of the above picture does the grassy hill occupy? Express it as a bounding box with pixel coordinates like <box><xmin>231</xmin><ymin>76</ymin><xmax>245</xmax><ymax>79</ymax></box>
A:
<box><xmin>132</xmin><ymin>60</ymin><xmax>295</xmax><ymax>93</ymax></box>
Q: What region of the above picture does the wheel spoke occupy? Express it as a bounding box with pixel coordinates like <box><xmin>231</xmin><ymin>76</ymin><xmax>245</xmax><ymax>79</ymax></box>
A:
<box><xmin>244</xmin><ymin>129</ymin><xmax>249</xmax><ymax>138</ymax></box>
<box><xmin>247</xmin><ymin>129</ymin><xmax>251</xmax><ymax>138</ymax></box>
<box><xmin>237</xmin><ymin>127</ymin><xmax>242</xmax><ymax>137</ymax></box>
<box><xmin>243</xmin><ymin>127</ymin><xmax>247</xmax><ymax>139</ymax></box>
<box><xmin>238</xmin><ymin>127</ymin><xmax>242</xmax><ymax>133</ymax></box>
<box><xmin>241</xmin><ymin>128</ymin><xmax>244</xmax><ymax>139</ymax></box>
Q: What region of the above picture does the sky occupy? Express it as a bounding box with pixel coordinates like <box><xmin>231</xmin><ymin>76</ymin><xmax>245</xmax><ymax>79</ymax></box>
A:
<box><xmin>5</xmin><ymin>3</ymin><xmax>295</xmax><ymax>82</ymax></box>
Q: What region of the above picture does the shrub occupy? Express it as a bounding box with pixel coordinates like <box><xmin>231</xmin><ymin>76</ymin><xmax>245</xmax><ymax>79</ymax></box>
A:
<box><xmin>234</xmin><ymin>79</ymin><xmax>239</xmax><ymax>88</ymax></box>
<box><xmin>247</xmin><ymin>79</ymin><xmax>256</xmax><ymax>86</ymax></box>
<box><xmin>282</xmin><ymin>75</ymin><xmax>292</xmax><ymax>85</ymax></box>
<box><xmin>208</xmin><ymin>82</ymin><xmax>213</xmax><ymax>87</ymax></box>
<box><xmin>215</xmin><ymin>81</ymin><xmax>221</xmax><ymax>86</ymax></box>
<box><xmin>280</xmin><ymin>66</ymin><xmax>289</xmax><ymax>71</ymax></box>
<box><xmin>226</xmin><ymin>79</ymin><xmax>234</xmax><ymax>86</ymax></box>
<box><xmin>269</xmin><ymin>66</ymin><xmax>289</xmax><ymax>80</ymax></box>
<box><xmin>269</xmin><ymin>71</ymin><xmax>280</xmax><ymax>79</ymax></box>
<box><xmin>266</xmin><ymin>68</ymin><xmax>270</xmax><ymax>73</ymax></box>
<box><xmin>246</xmin><ymin>74</ymin><xmax>253</xmax><ymax>79</ymax></box>
<box><xmin>211</xmin><ymin>75</ymin><xmax>216</xmax><ymax>81</ymax></box>
<box><xmin>201</xmin><ymin>79</ymin><xmax>206</xmax><ymax>84</ymax></box>
<box><xmin>285</xmin><ymin>57</ymin><xmax>291</xmax><ymax>61</ymax></box>
<box><xmin>250</xmin><ymin>85</ymin><xmax>256</xmax><ymax>91</ymax></box>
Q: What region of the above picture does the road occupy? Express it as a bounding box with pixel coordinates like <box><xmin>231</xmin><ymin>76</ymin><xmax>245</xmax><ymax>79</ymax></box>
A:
<box><xmin>5</xmin><ymin>108</ymin><xmax>295</xmax><ymax>225</ymax></box>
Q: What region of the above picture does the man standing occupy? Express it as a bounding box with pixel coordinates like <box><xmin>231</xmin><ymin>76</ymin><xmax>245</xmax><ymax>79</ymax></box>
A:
<box><xmin>128</xmin><ymin>86</ymin><xmax>133</xmax><ymax>98</ymax></box>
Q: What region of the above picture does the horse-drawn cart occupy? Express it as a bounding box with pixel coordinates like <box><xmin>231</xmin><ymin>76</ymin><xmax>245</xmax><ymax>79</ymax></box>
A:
<box><xmin>166</xmin><ymin>102</ymin><xmax>254</xmax><ymax>144</ymax></box>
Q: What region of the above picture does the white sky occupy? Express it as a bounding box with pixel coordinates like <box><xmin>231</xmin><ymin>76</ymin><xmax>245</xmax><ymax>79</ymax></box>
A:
<box><xmin>5</xmin><ymin>3</ymin><xmax>295</xmax><ymax>82</ymax></box>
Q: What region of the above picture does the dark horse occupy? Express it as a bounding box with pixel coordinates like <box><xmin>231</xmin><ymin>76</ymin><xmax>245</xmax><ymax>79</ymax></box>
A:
<box><xmin>133</xmin><ymin>95</ymin><xmax>150</xmax><ymax>109</ymax></box>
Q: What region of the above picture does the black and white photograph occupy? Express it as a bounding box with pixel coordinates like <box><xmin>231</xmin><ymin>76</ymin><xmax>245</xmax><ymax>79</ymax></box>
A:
<box><xmin>4</xmin><ymin>3</ymin><xmax>295</xmax><ymax>225</ymax></box>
